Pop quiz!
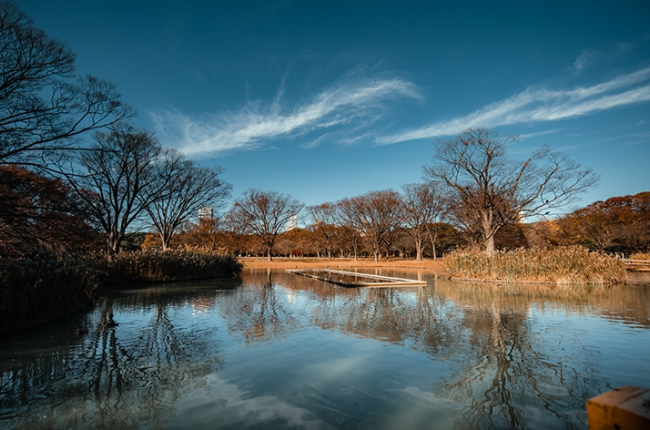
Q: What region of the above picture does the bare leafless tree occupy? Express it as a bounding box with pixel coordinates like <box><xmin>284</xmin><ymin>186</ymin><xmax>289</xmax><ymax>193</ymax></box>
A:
<box><xmin>0</xmin><ymin>2</ymin><xmax>131</xmax><ymax>168</ymax></box>
<box><xmin>229</xmin><ymin>189</ymin><xmax>303</xmax><ymax>261</ymax></box>
<box><xmin>308</xmin><ymin>202</ymin><xmax>342</xmax><ymax>259</ymax></box>
<box><xmin>69</xmin><ymin>124</ymin><xmax>167</xmax><ymax>254</ymax></box>
<box><xmin>401</xmin><ymin>182</ymin><xmax>446</xmax><ymax>260</ymax></box>
<box><xmin>145</xmin><ymin>151</ymin><xmax>231</xmax><ymax>251</ymax></box>
<box><xmin>337</xmin><ymin>190</ymin><xmax>404</xmax><ymax>263</ymax></box>
<box><xmin>424</xmin><ymin>128</ymin><xmax>598</xmax><ymax>256</ymax></box>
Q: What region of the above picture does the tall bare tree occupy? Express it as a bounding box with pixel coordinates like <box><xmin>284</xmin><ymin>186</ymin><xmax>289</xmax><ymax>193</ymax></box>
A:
<box><xmin>69</xmin><ymin>124</ymin><xmax>167</xmax><ymax>254</ymax></box>
<box><xmin>308</xmin><ymin>202</ymin><xmax>341</xmax><ymax>259</ymax></box>
<box><xmin>424</xmin><ymin>128</ymin><xmax>598</xmax><ymax>256</ymax></box>
<box><xmin>229</xmin><ymin>189</ymin><xmax>303</xmax><ymax>261</ymax></box>
<box><xmin>145</xmin><ymin>151</ymin><xmax>231</xmax><ymax>251</ymax></box>
<box><xmin>337</xmin><ymin>190</ymin><xmax>404</xmax><ymax>263</ymax></box>
<box><xmin>0</xmin><ymin>2</ymin><xmax>131</xmax><ymax>168</ymax></box>
<box><xmin>401</xmin><ymin>183</ymin><xmax>446</xmax><ymax>260</ymax></box>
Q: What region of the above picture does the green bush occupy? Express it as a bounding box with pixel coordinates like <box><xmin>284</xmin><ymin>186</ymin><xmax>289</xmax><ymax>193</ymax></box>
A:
<box><xmin>444</xmin><ymin>246</ymin><xmax>626</xmax><ymax>286</ymax></box>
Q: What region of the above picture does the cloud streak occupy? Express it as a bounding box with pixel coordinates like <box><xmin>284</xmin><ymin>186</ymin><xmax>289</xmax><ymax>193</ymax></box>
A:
<box><xmin>377</xmin><ymin>66</ymin><xmax>650</xmax><ymax>145</ymax></box>
<box><xmin>150</xmin><ymin>77</ymin><xmax>420</xmax><ymax>156</ymax></box>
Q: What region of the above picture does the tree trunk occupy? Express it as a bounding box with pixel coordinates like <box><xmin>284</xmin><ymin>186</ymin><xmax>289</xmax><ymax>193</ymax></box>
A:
<box><xmin>483</xmin><ymin>213</ymin><xmax>496</xmax><ymax>257</ymax></box>
<box><xmin>107</xmin><ymin>232</ymin><xmax>121</xmax><ymax>255</ymax></box>
<box><xmin>160</xmin><ymin>232</ymin><xmax>170</xmax><ymax>251</ymax></box>
<box><xmin>485</xmin><ymin>235</ymin><xmax>496</xmax><ymax>257</ymax></box>
<box><xmin>415</xmin><ymin>240</ymin><xmax>422</xmax><ymax>261</ymax></box>
<box><xmin>431</xmin><ymin>232</ymin><xmax>437</xmax><ymax>260</ymax></box>
<box><xmin>427</xmin><ymin>227</ymin><xmax>438</xmax><ymax>260</ymax></box>
<box><xmin>267</xmin><ymin>248</ymin><xmax>273</xmax><ymax>261</ymax></box>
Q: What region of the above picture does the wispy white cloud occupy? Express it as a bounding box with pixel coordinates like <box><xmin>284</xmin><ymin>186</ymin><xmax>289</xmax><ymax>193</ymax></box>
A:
<box><xmin>572</xmin><ymin>43</ymin><xmax>633</xmax><ymax>74</ymax></box>
<box><xmin>573</xmin><ymin>49</ymin><xmax>600</xmax><ymax>73</ymax></box>
<box><xmin>377</xmin><ymin>66</ymin><xmax>650</xmax><ymax>145</ymax></box>
<box><xmin>517</xmin><ymin>129</ymin><xmax>562</xmax><ymax>141</ymax></box>
<box><xmin>150</xmin><ymin>77</ymin><xmax>420</xmax><ymax>157</ymax></box>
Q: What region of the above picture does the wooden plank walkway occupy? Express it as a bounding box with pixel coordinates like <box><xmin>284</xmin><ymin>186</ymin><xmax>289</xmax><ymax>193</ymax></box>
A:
<box><xmin>623</xmin><ymin>259</ymin><xmax>650</xmax><ymax>271</ymax></box>
<box><xmin>286</xmin><ymin>269</ymin><xmax>427</xmax><ymax>288</ymax></box>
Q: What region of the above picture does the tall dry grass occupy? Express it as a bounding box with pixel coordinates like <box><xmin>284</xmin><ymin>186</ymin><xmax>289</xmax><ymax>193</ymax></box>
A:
<box><xmin>444</xmin><ymin>246</ymin><xmax>626</xmax><ymax>286</ymax></box>
<box><xmin>87</xmin><ymin>248</ymin><xmax>242</xmax><ymax>285</ymax></box>
<box><xmin>0</xmin><ymin>250</ymin><xmax>97</xmax><ymax>332</ymax></box>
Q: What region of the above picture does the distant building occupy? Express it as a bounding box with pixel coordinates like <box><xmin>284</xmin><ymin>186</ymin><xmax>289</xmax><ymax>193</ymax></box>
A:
<box><xmin>285</xmin><ymin>214</ymin><xmax>298</xmax><ymax>231</ymax></box>
<box><xmin>198</xmin><ymin>206</ymin><xmax>213</xmax><ymax>221</ymax></box>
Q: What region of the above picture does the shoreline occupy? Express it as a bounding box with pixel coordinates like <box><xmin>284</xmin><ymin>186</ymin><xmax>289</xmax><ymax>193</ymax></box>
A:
<box><xmin>238</xmin><ymin>257</ymin><xmax>445</xmax><ymax>271</ymax></box>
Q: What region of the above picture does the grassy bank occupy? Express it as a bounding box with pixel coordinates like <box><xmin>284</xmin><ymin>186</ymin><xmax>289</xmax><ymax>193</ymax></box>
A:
<box><xmin>444</xmin><ymin>246</ymin><xmax>626</xmax><ymax>286</ymax></box>
<box><xmin>87</xmin><ymin>249</ymin><xmax>242</xmax><ymax>285</ymax></box>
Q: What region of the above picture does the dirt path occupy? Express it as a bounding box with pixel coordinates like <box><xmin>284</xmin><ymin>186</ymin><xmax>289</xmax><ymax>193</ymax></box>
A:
<box><xmin>238</xmin><ymin>257</ymin><xmax>444</xmax><ymax>271</ymax></box>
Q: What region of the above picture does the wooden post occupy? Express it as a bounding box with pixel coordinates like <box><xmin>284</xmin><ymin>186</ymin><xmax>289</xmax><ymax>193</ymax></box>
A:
<box><xmin>587</xmin><ymin>386</ymin><xmax>650</xmax><ymax>430</ymax></box>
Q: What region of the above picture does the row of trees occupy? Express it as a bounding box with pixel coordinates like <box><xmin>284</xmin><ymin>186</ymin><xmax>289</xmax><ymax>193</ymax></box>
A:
<box><xmin>168</xmin><ymin>186</ymin><xmax>456</xmax><ymax>262</ymax></box>
<box><xmin>169</xmin><ymin>185</ymin><xmax>649</xmax><ymax>261</ymax></box>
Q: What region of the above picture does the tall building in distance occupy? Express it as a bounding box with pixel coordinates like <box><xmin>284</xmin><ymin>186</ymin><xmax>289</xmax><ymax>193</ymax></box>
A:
<box><xmin>198</xmin><ymin>206</ymin><xmax>213</xmax><ymax>221</ymax></box>
<box><xmin>285</xmin><ymin>214</ymin><xmax>298</xmax><ymax>231</ymax></box>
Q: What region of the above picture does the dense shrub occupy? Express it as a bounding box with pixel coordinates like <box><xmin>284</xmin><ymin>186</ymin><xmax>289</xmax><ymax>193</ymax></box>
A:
<box><xmin>444</xmin><ymin>246</ymin><xmax>626</xmax><ymax>286</ymax></box>
<box><xmin>0</xmin><ymin>250</ymin><xmax>97</xmax><ymax>332</ymax></box>
<box><xmin>87</xmin><ymin>249</ymin><xmax>242</xmax><ymax>285</ymax></box>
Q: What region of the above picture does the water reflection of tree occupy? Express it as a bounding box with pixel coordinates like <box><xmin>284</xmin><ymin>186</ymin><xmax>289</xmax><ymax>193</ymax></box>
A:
<box><xmin>0</xmin><ymin>286</ymin><xmax>228</xmax><ymax>429</ymax></box>
<box><xmin>310</xmin><ymin>286</ymin><xmax>457</xmax><ymax>356</ymax></box>
<box><xmin>432</xmin><ymin>280</ymin><xmax>641</xmax><ymax>430</ymax></box>
<box><xmin>218</xmin><ymin>270</ymin><xmax>303</xmax><ymax>344</ymax></box>
<box><xmin>220</xmin><ymin>270</ymin><xmax>457</xmax><ymax>354</ymax></box>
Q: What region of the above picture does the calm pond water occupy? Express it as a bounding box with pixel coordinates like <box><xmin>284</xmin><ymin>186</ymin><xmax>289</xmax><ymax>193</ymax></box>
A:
<box><xmin>1</xmin><ymin>268</ymin><xmax>649</xmax><ymax>429</ymax></box>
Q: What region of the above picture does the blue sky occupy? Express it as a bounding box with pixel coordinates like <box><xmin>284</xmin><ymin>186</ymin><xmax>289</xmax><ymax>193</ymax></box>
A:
<box><xmin>16</xmin><ymin>0</ymin><xmax>650</xmax><ymax>211</ymax></box>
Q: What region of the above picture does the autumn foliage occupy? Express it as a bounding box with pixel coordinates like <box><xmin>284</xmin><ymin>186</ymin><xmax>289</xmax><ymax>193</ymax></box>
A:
<box><xmin>551</xmin><ymin>191</ymin><xmax>650</xmax><ymax>254</ymax></box>
<box><xmin>0</xmin><ymin>166</ymin><xmax>98</xmax><ymax>254</ymax></box>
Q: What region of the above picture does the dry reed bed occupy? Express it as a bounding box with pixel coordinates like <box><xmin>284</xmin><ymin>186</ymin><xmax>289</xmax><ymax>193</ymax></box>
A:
<box><xmin>88</xmin><ymin>249</ymin><xmax>242</xmax><ymax>285</ymax></box>
<box><xmin>0</xmin><ymin>249</ymin><xmax>242</xmax><ymax>334</ymax></box>
<box><xmin>0</xmin><ymin>250</ymin><xmax>96</xmax><ymax>332</ymax></box>
<box><xmin>444</xmin><ymin>246</ymin><xmax>626</xmax><ymax>286</ymax></box>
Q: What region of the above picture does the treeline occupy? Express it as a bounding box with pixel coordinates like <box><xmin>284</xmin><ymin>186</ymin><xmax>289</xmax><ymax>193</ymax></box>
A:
<box><xmin>143</xmin><ymin>187</ymin><xmax>461</xmax><ymax>261</ymax></box>
<box><xmin>139</xmin><ymin>188</ymin><xmax>650</xmax><ymax>262</ymax></box>
<box><xmin>536</xmin><ymin>191</ymin><xmax>650</xmax><ymax>255</ymax></box>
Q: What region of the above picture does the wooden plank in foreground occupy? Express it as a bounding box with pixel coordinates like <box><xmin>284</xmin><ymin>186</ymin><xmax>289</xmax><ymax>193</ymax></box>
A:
<box><xmin>587</xmin><ymin>385</ymin><xmax>650</xmax><ymax>430</ymax></box>
<box><xmin>286</xmin><ymin>269</ymin><xmax>427</xmax><ymax>287</ymax></box>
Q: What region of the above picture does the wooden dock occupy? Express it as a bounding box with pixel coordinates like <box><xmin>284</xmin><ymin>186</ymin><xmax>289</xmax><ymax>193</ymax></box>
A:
<box><xmin>623</xmin><ymin>259</ymin><xmax>650</xmax><ymax>271</ymax></box>
<box><xmin>286</xmin><ymin>269</ymin><xmax>427</xmax><ymax>287</ymax></box>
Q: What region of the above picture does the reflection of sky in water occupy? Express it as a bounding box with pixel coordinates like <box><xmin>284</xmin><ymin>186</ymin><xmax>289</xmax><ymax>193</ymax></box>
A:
<box><xmin>0</xmin><ymin>269</ymin><xmax>649</xmax><ymax>429</ymax></box>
